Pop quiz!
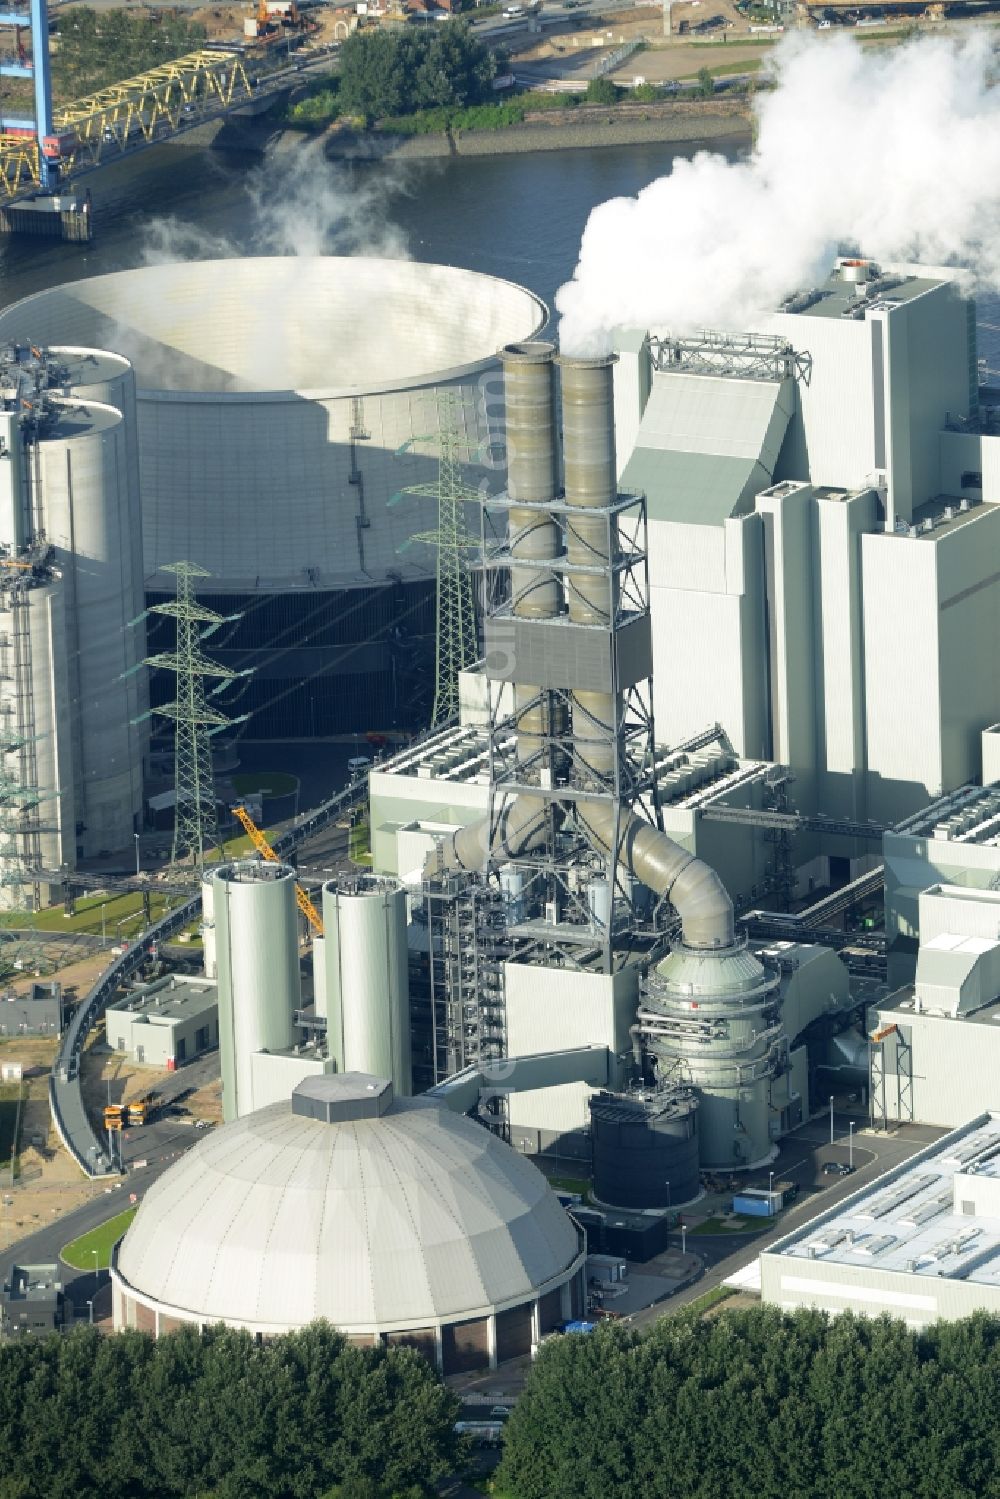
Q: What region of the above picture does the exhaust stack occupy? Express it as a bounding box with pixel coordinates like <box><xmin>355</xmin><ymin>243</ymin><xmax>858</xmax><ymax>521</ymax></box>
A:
<box><xmin>429</xmin><ymin>341</ymin><xmax>734</xmax><ymax>952</ymax></box>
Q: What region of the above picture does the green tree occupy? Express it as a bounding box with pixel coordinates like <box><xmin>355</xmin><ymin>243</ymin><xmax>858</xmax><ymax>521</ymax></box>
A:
<box><xmin>696</xmin><ymin>65</ymin><xmax>715</xmax><ymax>99</ymax></box>
<box><xmin>339</xmin><ymin>22</ymin><xmax>495</xmax><ymax>123</ymax></box>
<box><xmin>583</xmin><ymin>77</ymin><xmax>619</xmax><ymax>105</ymax></box>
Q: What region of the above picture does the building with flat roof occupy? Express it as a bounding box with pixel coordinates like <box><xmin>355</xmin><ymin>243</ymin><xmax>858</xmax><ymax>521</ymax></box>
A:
<box><xmin>760</xmin><ymin>1113</ymin><xmax>1000</xmax><ymax>1329</ymax></box>
<box><xmin>0</xmin><ymin>982</ymin><xmax>62</xmax><ymax>1037</ymax></box>
<box><xmin>614</xmin><ymin>258</ymin><xmax>1000</xmax><ymax>836</ymax></box>
<box><xmin>106</xmin><ymin>975</ymin><xmax>218</xmax><ymax>1070</ymax></box>
<box><xmin>1</xmin><ymin>1262</ymin><xmax>66</xmax><ymax>1336</ymax></box>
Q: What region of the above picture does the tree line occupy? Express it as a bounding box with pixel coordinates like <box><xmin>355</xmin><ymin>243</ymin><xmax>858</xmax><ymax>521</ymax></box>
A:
<box><xmin>0</xmin><ymin>1321</ymin><xmax>462</xmax><ymax>1499</ymax></box>
<box><xmin>53</xmin><ymin>9</ymin><xmax>209</xmax><ymax>100</ymax></box>
<box><xmin>497</xmin><ymin>1304</ymin><xmax>1000</xmax><ymax>1499</ymax></box>
<box><xmin>337</xmin><ymin>22</ymin><xmax>498</xmax><ymax>123</ymax></box>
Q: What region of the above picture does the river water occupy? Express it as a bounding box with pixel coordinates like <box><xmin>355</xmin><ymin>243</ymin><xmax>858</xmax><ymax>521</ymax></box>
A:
<box><xmin>0</xmin><ymin>134</ymin><xmax>722</xmax><ymax>317</ymax></box>
<box><xmin>0</xmin><ymin>130</ymin><xmax>995</xmax><ymax>364</ymax></box>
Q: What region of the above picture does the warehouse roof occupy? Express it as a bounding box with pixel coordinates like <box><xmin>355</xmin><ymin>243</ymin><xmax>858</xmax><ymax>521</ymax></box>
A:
<box><xmin>114</xmin><ymin>1073</ymin><xmax>581</xmax><ymax>1333</ymax></box>
<box><xmin>767</xmin><ymin>1113</ymin><xmax>1000</xmax><ymax>1284</ymax></box>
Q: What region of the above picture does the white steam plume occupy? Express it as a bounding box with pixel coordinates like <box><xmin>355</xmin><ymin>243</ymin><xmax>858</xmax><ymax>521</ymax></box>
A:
<box><xmin>140</xmin><ymin>140</ymin><xmax>411</xmax><ymax>265</ymax></box>
<box><xmin>557</xmin><ymin>32</ymin><xmax>1000</xmax><ymax>352</ymax></box>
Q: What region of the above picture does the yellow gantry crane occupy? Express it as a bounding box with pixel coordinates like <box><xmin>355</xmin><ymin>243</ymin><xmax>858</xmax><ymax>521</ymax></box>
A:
<box><xmin>231</xmin><ymin>803</ymin><xmax>324</xmax><ymax>936</ymax></box>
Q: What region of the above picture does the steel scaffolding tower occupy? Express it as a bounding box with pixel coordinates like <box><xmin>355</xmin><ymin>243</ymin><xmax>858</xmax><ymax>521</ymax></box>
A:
<box><xmin>140</xmin><ymin>562</ymin><xmax>248</xmax><ymax>870</ymax></box>
<box><xmin>394</xmin><ymin>391</ymin><xmax>480</xmax><ymax>728</ymax></box>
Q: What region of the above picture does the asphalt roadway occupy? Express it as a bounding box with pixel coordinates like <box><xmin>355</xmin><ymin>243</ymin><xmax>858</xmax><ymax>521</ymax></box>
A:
<box><xmin>630</xmin><ymin>1111</ymin><xmax>949</xmax><ymax>1325</ymax></box>
<box><xmin>4</xmin><ymin>1114</ymin><xmax>204</xmax><ymax>1321</ymax></box>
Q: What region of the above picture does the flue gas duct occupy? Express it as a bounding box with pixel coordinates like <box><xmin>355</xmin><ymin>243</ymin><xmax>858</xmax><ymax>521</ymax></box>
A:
<box><xmin>423</xmin><ymin>341</ymin><xmax>790</xmax><ymax>1166</ymax></box>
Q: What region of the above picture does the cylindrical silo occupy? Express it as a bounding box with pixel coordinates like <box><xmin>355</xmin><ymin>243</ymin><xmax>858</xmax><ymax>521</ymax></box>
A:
<box><xmin>53</xmin><ymin>347</ymin><xmax>149</xmax><ymax>735</ymax></box>
<box><xmin>589</xmin><ymin>1088</ymin><xmax>700</xmax><ymax>1210</ymax></box>
<box><xmin>322</xmin><ymin>875</ymin><xmax>411</xmax><ymax>1095</ymax></box>
<box><xmin>214</xmin><ymin>860</ymin><xmax>301</xmax><ymax>1121</ymax></box>
<box><xmin>201</xmin><ymin>872</ymin><xmax>217</xmax><ymax>980</ymax></box>
<box><xmin>311</xmin><ymin>935</ymin><xmax>326</xmax><ymax>1020</ymax></box>
<box><xmin>31</xmin><ymin>396</ymin><xmax>145</xmax><ymax>858</ymax></box>
<box><xmin>0</xmin><ymin>571</ymin><xmax>76</xmax><ymax>906</ymax></box>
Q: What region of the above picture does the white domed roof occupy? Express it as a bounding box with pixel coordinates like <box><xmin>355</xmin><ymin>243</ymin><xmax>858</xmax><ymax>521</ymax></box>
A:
<box><xmin>115</xmin><ymin>1077</ymin><xmax>580</xmax><ymax>1333</ymax></box>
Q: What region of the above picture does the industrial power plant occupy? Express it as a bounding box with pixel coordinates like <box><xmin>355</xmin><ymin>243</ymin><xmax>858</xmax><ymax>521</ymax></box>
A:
<box><xmin>8</xmin><ymin>244</ymin><xmax>1000</xmax><ymax>1355</ymax></box>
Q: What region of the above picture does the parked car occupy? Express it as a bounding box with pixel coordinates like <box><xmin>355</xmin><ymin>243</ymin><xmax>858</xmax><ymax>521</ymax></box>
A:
<box><xmin>822</xmin><ymin>1161</ymin><xmax>855</xmax><ymax>1176</ymax></box>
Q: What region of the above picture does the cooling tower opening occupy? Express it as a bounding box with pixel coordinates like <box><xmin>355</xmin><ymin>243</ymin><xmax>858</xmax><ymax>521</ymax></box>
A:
<box><xmin>0</xmin><ymin>258</ymin><xmax>547</xmax><ymax>396</ymax></box>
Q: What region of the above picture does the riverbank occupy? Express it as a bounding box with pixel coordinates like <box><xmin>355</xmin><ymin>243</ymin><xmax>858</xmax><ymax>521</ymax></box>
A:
<box><xmin>219</xmin><ymin>96</ymin><xmax>750</xmax><ymax>160</ymax></box>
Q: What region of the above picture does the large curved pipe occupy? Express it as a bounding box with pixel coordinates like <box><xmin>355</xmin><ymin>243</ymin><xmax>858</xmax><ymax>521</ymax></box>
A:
<box><xmin>428</xmin><ymin>346</ymin><xmax>734</xmax><ymax>951</ymax></box>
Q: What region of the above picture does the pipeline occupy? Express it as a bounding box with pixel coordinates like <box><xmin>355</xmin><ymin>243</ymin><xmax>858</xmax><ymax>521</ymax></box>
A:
<box><xmin>428</xmin><ymin>343</ymin><xmax>734</xmax><ymax>952</ymax></box>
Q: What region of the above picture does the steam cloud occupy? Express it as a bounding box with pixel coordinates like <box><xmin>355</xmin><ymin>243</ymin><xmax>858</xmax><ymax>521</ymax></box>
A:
<box><xmin>141</xmin><ymin>140</ymin><xmax>410</xmax><ymax>265</ymax></box>
<box><xmin>556</xmin><ymin>32</ymin><xmax>1000</xmax><ymax>352</ymax></box>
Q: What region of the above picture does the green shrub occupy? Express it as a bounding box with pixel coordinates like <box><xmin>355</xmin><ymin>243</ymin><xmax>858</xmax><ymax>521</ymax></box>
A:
<box><xmin>583</xmin><ymin>77</ymin><xmax>620</xmax><ymax>105</ymax></box>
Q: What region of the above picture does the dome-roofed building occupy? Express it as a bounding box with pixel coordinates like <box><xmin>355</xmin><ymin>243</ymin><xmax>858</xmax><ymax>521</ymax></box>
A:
<box><xmin>111</xmin><ymin>1073</ymin><xmax>586</xmax><ymax>1372</ymax></box>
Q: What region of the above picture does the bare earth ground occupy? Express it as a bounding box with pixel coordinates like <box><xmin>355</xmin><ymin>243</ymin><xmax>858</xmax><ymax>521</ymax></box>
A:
<box><xmin>0</xmin><ymin>948</ymin><xmax>222</xmax><ymax>1254</ymax></box>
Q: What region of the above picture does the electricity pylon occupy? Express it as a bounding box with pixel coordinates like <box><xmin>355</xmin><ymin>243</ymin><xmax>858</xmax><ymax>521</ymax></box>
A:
<box><xmin>139</xmin><ymin>562</ymin><xmax>249</xmax><ymax>871</ymax></box>
<box><xmin>392</xmin><ymin>391</ymin><xmax>481</xmax><ymax>728</ymax></box>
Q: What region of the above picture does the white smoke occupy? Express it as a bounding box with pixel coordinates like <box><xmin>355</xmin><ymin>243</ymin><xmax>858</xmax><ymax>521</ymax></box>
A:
<box><xmin>140</xmin><ymin>140</ymin><xmax>411</xmax><ymax>264</ymax></box>
<box><xmin>557</xmin><ymin>31</ymin><xmax>1000</xmax><ymax>351</ymax></box>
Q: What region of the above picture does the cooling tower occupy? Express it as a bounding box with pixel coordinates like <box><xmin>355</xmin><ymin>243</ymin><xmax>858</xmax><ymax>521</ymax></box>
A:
<box><xmin>0</xmin><ymin>259</ymin><xmax>547</xmax><ymax>735</ymax></box>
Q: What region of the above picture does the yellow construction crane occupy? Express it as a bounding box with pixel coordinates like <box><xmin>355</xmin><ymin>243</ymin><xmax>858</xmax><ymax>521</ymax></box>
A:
<box><xmin>231</xmin><ymin>803</ymin><xmax>324</xmax><ymax>935</ymax></box>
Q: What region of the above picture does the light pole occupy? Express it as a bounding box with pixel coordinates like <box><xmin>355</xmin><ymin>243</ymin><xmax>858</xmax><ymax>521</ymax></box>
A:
<box><xmin>681</xmin><ymin>1223</ymin><xmax>687</xmax><ymax>1256</ymax></box>
<box><xmin>829</xmin><ymin>1095</ymin><xmax>835</xmax><ymax>1146</ymax></box>
<box><xmin>134</xmin><ymin>833</ymin><xmax>140</xmax><ymax>878</ymax></box>
<box><xmin>849</xmin><ymin>1120</ymin><xmax>855</xmax><ymax>1169</ymax></box>
<box><xmin>87</xmin><ymin>1299</ymin><xmax>93</xmax><ymax>1326</ymax></box>
<box><xmin>769</xmin><ymin>1169</ymin><xmax>774</xmax><ymax>1207</ymax></box>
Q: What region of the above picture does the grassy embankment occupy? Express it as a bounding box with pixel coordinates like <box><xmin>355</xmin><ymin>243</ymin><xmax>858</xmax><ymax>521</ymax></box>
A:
<box><xmin>61</xmin><ymin>1205</ymin><xmax>139</xmax><ymax>1270</ymax></box>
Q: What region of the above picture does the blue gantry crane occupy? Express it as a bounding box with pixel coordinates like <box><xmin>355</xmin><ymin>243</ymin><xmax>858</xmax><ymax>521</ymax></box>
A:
<box><xmin>0</xmin><ymin>0</ymin><xmax>57</xmax><ymax>190</ymax></box>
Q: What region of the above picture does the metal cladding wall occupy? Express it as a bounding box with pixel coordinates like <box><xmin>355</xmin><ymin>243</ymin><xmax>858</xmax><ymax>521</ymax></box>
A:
<box><xmin>53</xmin><ymin>347</ymin><xmax>150</xmax><ymax>737</ymax></box>
<box><xmin>590</xmin><ymin>1091</ymin><xmax>700</xmax><ymax>1209</ymax></box>
<box><xmin>36</xmin><ymin>398</ymin><xmax>145</xmax><ymax>856</ymax></box>
<box><xmin>0</xmin><ymin>579</ymin><xmax>76</xmax><ymax>893</ymax></box>
<box><xmin>0</xmin><ymin>261</ymin><xmax>547</xmax><ymax>736</ymax></box>
<box><xmin>200</xmin><ymin>873</ymin><xmax>216</xmax><ymax>980</ymax></box>
<box><xmin>322</xmin><ymin>876</ymin><xmax>411</xmax><ymax>1095</ymax></box>
<box><xmin>213</xmin><ymin>861</ymin><xmax>301</xmax><ymax>1122</ymax></box>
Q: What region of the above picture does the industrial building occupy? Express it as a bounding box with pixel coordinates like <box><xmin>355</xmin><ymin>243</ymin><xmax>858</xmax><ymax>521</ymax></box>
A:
<box><xmin>212</xmin><ymin>860</ymin><xmax>334</xmax><ymax>1121</ymax></box>
<box><xmin>0</xmin><ymin>258</ymin><xmax>546</xmax><ymax>736</ymax></box>
<box><xmin>364</xmin><ymin>338</ymin><xmax>868</xmax><ymax>1193</ymax></box>
<box><xmin>111</xmin><ymin>1072</ymin><xmax>586</xmax><ymax>1369</ymax></box>
<box><xmin>614</xmin><ymin>258</ymin><xmax>1000</xmax><ymax>838</ymax></box>
<box><xmin>760</xmin><ymin>1113</ymin><xmax>1000</xmax><ymax>1328</ymax></box>
<box><xmin>106</xmin><ymin>974</ymin><xmax>218</xmax><ymax>1070</ymax></box>
<box><xmin>0</xmin><ymin>344</ymin><xmax>147</xmax><ymax>904</ymax></box>
<box><xmin>0</xmin><ymin>981</ymin><xmax>62</xmax><ymax>1036</ymax></box>
<box><xmin>0</xmin><ymin>1263</ymin><xmax>66</xmax><ymax>1337</ymax></box>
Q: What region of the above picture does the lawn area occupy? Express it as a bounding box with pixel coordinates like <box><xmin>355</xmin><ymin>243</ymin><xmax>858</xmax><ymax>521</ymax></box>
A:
<box><xmin>679</xmin><ymin>1284</ymin><xmax>737</xmax><ymax>1319</ymax></box>
<box><xmin>0</xmin><ymin>890</ymin><xmax>172</xmax><ymax>938</ymax></box>
<box><xmin>547</xmin><ymin>1176</ymin><xmax>590</xmax><ymax>1196</ymax></box>
<box><xmin>61</xmin><ymin>1206</ymin><xmax>138</xmax><ymax>1270</ymax></box>
<box><xmin>349</xmin><ymin>812</ymin><xmax>372</xmax><ymax>867</ymax></box>
<box><xmin>690</xmin><ymin>1215</ymin><xmax>768</xmax><ymax>1236</ymax></box>
<box><xmin>680</xmin><ymin>57</ymin><xmax>766</xmax><ymax>79</ymax></box>
<box><xmin>231</xmin><ymin>771</ymin><xmax>298</xmax><ymax>799</ymax></box>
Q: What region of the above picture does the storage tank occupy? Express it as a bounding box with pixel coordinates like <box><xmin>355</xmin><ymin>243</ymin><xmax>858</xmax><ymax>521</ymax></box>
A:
<box><xmin>0</xmin><ymin>258</ymin><xmax>547</xmax><ymax>736</ymax></box>
<box><xmin>638</xmin><ymin>941</ymin><xmax>786</xmax><ymax>1169</ymax></box>
<box><xmin>200</xmin><ymin>872</ymin><xmax>216</xmax><ymax>980</ymax></box>
<box><xmin>214</xmin><ymin>860</ymin><xmax>301</xmax><ymax>1121</ymax></box>
<box><xmin>0</xmin><ymin>572</ymin><xmax>76</xmax><ymax>902</ymax></box>
<box><xmin>32</xmin><ymin>397</ymin><xmax>145</xmax><ymax>858</ymax></box>
<box><xmin>322</xmin><ymin>874</ymin><xmax>411</xmax><ymax>1094</ymax></box>
<box><xmin>589</xmin><ymin>1087</ymin><xmax>700</xmax><ymax>1210</ymax></box>
<box><xmin>51</xmin><ymin>347</ymin><xmax>148</xmax><ymax>732</ymax></box>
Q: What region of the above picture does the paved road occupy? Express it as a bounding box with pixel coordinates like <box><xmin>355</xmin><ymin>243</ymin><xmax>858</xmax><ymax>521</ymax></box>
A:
<box><xmin>3</xmin><ymin>1125</ymin><xmax>198</xmax><ymax>1318</ymax></box>
<box><xmin>631</xmin><ymin>1113</ymin><xmax>948</xmax><ymax>1323</ymax></box>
